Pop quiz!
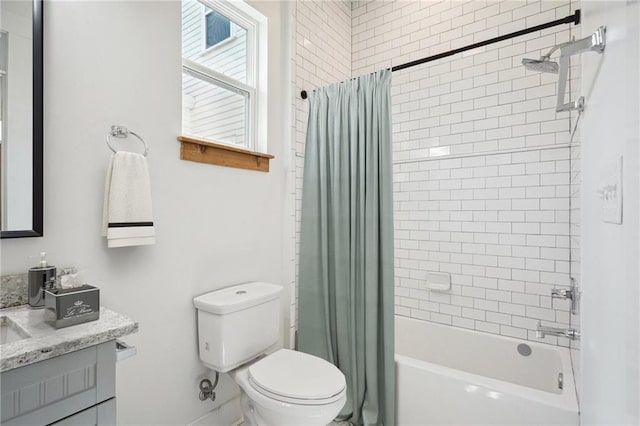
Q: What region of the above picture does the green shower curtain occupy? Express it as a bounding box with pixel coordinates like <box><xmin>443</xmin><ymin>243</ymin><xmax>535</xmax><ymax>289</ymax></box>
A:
<box><xmin>298</xmin><ymin>69</ymin><xmax>395</xmax><ymax>426</ymax></box>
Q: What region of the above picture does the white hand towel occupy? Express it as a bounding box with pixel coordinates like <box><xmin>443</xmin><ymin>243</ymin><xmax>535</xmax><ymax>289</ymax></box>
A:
<box><xmin>102</xmin><ymin>151</ymin><xmax>155</xmax><ymax>248</ymax></box>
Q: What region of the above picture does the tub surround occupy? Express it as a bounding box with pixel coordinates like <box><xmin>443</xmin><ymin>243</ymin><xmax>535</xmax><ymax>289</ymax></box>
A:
<box><xmin>0</xmin><ymin>305</ymin><xmax>138</xmax><ymax>372</ymax></box>
<box><xmin>349</xmin><ymin>0</ymin><xmax>581</xmax><ymax>347</ymax></box>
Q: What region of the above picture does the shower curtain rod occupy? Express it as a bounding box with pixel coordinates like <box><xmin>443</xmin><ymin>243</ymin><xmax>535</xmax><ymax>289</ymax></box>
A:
<box><xmin>300</xmin><ymin>9</ymin><xmax>581</xmax><ymax>100</ymax></box>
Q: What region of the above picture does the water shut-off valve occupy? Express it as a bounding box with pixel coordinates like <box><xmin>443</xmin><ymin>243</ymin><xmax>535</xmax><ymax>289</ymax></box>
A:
<box><xmin>199</xmin><ymin>379</ymin><xmax>216</xmax><ymax>402</ymax></box>
<box><xmin>198</xmin><ymin>372</ymin><xmax>219</xmax><ymax>402</ymax></box>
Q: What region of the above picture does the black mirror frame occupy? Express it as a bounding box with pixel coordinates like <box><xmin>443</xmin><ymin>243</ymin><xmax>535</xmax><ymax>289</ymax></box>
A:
<box><xmin>1</xmin><ymin>0</ymin><xmax>43</xmax><ymax>238</ymax></box>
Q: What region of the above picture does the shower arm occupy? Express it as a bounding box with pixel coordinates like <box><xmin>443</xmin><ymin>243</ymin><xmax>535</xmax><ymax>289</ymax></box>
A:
<box><xmin>540</xmin><ymin>44</ymin><xmax>562</xmax><ymax>61</ymax></box>
<box><xmin>556</xmin><ymin>26</ymin><xmax>606</xmax><ymax>112</ymax></box>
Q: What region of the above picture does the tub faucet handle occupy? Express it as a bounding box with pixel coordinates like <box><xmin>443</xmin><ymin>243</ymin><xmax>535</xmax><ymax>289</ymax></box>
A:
<box><xmin>551</xmin><ymin>288</ymin><xmax>573</xmax><ymax>300</ymax></box>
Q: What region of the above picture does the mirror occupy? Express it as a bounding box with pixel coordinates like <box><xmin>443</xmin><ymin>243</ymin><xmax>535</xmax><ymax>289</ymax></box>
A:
<box><xmin>0</xmin><ymin>0</ymin><xmax>43</xmax><ymax>238</ymax></box>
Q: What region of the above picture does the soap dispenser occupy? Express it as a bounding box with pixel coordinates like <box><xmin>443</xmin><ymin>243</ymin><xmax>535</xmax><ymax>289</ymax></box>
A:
<box><xmin>28</xmin><ymin>252</ymin><xmax>56</xmax><ymax>308</ymax></box>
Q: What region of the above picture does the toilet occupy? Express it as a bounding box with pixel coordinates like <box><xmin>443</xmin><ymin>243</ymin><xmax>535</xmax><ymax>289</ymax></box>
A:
<box><xmin>193</xmin><ymin>282</ymin><xmax>347</xmax><ymax>426</ymax></box>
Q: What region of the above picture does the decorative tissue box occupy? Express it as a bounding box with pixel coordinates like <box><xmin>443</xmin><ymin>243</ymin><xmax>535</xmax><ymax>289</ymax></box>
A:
<box><xmin>44</xmin><ymin>285</ymin><xmax>100</xmax><ymax>329</ymax></box>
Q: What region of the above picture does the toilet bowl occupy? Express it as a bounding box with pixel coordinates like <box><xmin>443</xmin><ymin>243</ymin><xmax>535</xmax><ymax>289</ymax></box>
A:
<box><xmin>230</xmin><ymin>349</ymin><xmax>346</xmax><ymax>426</ymax></box>
<box><xmin>193</xmin><ymin>282</ymin><xmax>347</xmax><ymax>426</ymax></box>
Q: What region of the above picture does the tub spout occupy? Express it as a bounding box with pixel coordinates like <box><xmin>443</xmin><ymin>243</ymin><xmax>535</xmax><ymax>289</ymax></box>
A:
<box><xmin>536</xmin><ymin>321</ymin><xmax>580</xmax><ymax>340</ymax></box>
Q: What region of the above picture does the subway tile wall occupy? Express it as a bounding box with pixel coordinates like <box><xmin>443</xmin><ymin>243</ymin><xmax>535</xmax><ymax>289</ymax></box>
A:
<box><xmin>351</xmin><ymin>0</ymin><xmax>581</xmax><ymax>346</ymax></box>
<box><xmin>392</xmin><ymin>147</ymin><xmax>574</xmax><ymax>345</ymax></box>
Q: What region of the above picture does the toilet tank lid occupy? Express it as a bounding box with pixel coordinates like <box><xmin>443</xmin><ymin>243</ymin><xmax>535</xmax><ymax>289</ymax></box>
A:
<box><xmin>193</xmin><ymin>282</ymin><xmax>282</xmax><ymax>314</ymax></box>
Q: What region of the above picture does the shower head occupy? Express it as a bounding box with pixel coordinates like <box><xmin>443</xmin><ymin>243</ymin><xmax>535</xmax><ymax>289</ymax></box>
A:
<box><xmin>522</xmin><ymin>26</ymin><xmax>606</xmax><ymax>112</ymax></box>
<box><xmin>521</xmin><ymin>57</ymin><xmax>559</xmax><ymax>74</ymax></box>
<box><xmin>522</xmin><ymin>43</ymin><xmax>562</xmax><ymax>74</ymax></box>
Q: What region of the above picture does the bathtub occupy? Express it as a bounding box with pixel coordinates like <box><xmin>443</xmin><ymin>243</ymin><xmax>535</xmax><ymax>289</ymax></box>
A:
<box><xmin>395</xmin><ymin>316</ymin><xmax>579</xmax><ymax>425</ymax></box>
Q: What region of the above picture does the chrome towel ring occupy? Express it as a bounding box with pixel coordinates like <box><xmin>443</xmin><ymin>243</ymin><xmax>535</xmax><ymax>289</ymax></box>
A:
<box><xmin>106</xmin><ymin>125</ymin><xmax>149</xmax><ymax>157</ymax></box>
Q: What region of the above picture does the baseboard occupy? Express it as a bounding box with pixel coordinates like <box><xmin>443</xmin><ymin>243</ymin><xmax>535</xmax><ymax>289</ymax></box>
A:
<box><xmin>188</xmin><ymin>396</ymin><xmax>242</xmax><ymax>426</ymax></box>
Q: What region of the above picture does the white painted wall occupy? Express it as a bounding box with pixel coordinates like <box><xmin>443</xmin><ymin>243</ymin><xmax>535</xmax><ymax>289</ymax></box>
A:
<box><xmin>580</xmin><ymin>0</ymin><xmax>640</xmax><ymax>423</ymax></box>
<box><xmin>0</xmin><ymin>1</ymin><xmax>292</xmax><ymax>424</ymax></box>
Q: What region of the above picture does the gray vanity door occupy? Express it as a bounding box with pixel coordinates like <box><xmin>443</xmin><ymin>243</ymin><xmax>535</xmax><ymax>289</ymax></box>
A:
<box><xmin>50</xmin><ymin>398</ymin><xmax>116</xmax><ymax>425</ymax></box>
<box><xmin>1</xmin><ymin>341</ymin><xmax>116</xmax><ymax>425</ymax></box>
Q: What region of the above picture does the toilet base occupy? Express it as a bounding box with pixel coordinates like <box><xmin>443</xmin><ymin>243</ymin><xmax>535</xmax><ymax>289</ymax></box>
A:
<box><xmin>239</xmin><ymin>393</ymin><xmax>258</xmax><ymax>426</ymax></box>
<box><xmin>238</xmin><ymin>390</ymin><xmax>345</xmax><ymax>426</ymax></box>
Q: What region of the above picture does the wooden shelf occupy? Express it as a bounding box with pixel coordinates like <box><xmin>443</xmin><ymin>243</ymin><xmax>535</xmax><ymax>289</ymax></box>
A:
<box><xmin>178</xmin><ymin>135</ymin><xmax>274</xmax><ymax>172</ymax></box>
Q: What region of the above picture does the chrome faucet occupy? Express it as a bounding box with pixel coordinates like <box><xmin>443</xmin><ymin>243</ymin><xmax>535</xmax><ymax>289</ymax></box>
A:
<box><xmin>551</xmin><ymin>278</ymin><xmax>578</xmax><ymax>314</ymax></box>
<box><xmin>536</xmin><ymin>321</ymin><xmax>580</xmax><ymax>340</ymax></box>
<box><xmin>551</xmin><ymin>288</ymin><xmax>573</xmax><ymax>300</ymax></box>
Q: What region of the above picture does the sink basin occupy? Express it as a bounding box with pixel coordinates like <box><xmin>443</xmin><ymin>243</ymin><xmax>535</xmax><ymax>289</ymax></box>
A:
<box><xmin>0</xmin><ymin>316</ymin><xmax>30</xmax><ymax>345</ymax></box>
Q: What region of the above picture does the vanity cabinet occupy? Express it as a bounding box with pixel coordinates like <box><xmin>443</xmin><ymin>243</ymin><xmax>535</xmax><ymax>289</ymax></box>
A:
<box><xmin>50</xmin><ymin>399</ymin><xmax>116</xmax><ymax>425</ymax></box>
<box><xmin>1</xmin><ymin>341</ymin><xmax>117</xmax><ymax>425</ymax></box>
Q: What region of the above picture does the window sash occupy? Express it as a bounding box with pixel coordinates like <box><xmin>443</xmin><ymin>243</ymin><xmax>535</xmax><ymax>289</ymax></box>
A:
<box><xmin>198</xmin><ymin>0</ymin><xmax>257</xmax><ymax>88</ymax></box>
<box><xmin>182</xmin><ymin>59</ymin><xmax>256</xmax><ymax>150</ymax></box>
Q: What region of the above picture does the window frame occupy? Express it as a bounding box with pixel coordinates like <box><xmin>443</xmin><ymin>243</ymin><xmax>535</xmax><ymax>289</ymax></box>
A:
<box><xmin>182</xmin><ymin>0</ymin><xmax>267</xmax><ymax>152</ymax></box>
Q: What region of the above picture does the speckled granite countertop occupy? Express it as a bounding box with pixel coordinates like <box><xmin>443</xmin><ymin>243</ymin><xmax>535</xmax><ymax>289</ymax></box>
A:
<box><xmin>0</xmin><ymin>305</ymin><xmax>138</xmax><ymax>372</ymax></box>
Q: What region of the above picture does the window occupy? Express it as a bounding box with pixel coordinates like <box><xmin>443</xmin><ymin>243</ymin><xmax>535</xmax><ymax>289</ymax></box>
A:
<box><xmin>181</xmin><ymin>0</ymin><xmax>267</xmax><ymax>152</ymax></box>
<box><xmin>204</xmin><ymin>11</ymin><xmax>231</xmax><ymax>49</ymax></box>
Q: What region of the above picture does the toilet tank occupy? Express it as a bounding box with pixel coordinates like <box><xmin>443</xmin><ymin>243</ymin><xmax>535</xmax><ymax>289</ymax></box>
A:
<box><xmin>193</xmin><ymin>282</ymin><xmax>282</xmax><ymax>372</ymax></box>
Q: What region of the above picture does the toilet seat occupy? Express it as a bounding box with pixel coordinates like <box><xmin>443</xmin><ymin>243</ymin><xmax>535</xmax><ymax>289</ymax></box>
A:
<box><xmin>248</xmin><ymin>349</ymin><xmax>346</xmax><ymax>406</ymax></box>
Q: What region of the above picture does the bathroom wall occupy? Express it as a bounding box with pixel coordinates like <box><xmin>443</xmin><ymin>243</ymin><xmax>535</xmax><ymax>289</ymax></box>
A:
<box><xmin>292</xmin><ymin>0</ymin><xmax>352</xmax><ymax>344</ymax></box>
<box><xmin>580</xmin><ymin>0</ymin><xmax>639</xmax><ymax>423</ymax></box>
<box><xmin>351</xmin><ymin>0</ymin><xmax>581</xmax><ymax>346</ymax></box>
<box><xmin>0</xmin><ymin>1</ymin><xmax>292</xmax><ymax>425</ymax></box>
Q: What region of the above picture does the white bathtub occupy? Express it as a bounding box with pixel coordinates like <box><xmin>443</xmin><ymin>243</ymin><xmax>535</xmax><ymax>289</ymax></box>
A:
<box><xmin>395</xmin><ymin>316</ymin><xmax>579</xmax><ymax>425</ymax></box>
